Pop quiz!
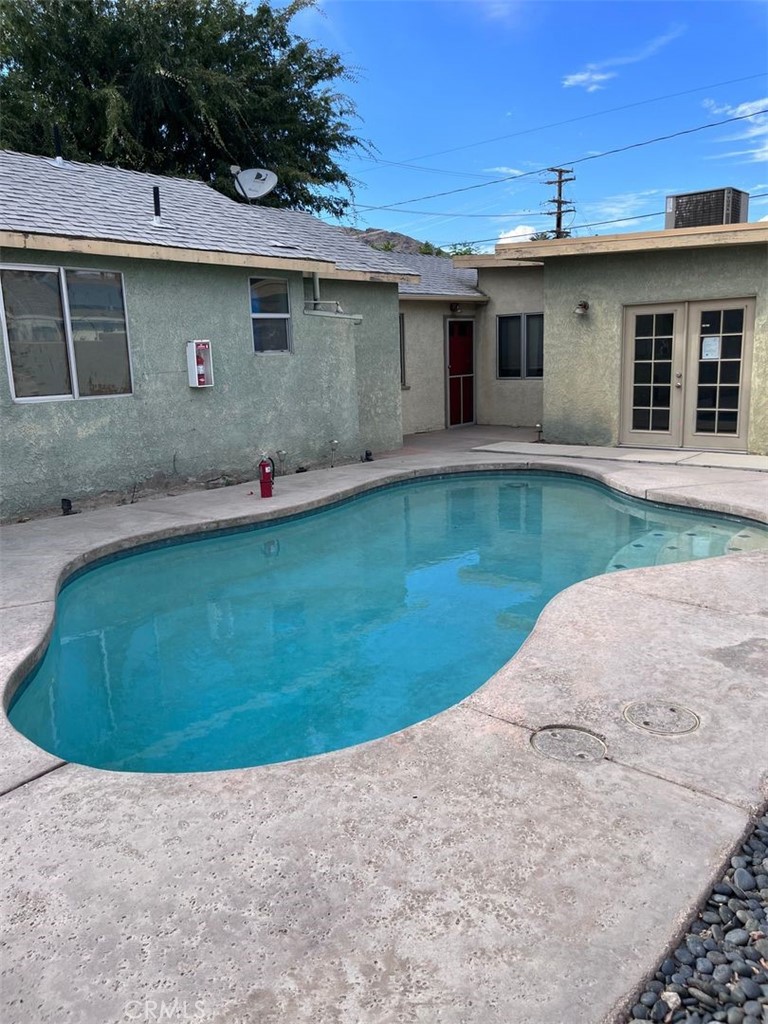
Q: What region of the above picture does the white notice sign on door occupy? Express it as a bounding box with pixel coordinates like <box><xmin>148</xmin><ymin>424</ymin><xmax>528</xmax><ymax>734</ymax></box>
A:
<box><xmin>701</xmin><ymin>336</ymin><xmax>721</xmax><ymax>360</ymax></box>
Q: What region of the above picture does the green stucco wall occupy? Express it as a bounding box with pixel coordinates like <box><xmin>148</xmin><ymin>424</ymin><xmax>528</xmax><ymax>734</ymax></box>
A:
<box><xmin>0</xmin><ymin>249</ymin><xmax>403</xmax><ymax>519</ymax></box>
<box><xmin>541</xmin><ymin>244</ymin><xmax>768</xmax><ymax>451</ymax></box>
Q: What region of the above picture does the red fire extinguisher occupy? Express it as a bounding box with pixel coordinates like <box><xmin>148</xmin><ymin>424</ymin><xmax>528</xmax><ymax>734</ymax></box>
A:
<box><xmin>259</xmin><ymin>456</ymin><xmax>274</xmax><ymax>498</ymax></box>
<box><xmin>196</xmin><ymin>348</ymin><xmax>207</xmax><ymax>386</ymax></box>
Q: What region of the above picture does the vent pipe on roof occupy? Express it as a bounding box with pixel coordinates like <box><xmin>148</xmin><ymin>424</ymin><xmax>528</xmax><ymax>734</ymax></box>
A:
<box><xmin>152</xmin><ymin>186</ymin><xmax>162</xmax><ymax>226</ymax></box>
<box><xmin>53</xmin><ymin>124</ymin><xmax>64</xmax><ymax>166</ymax></box>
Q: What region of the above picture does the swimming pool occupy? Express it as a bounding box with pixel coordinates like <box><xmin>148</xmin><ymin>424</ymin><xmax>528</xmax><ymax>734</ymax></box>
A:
<box><xmin>9</xmin><ymin>472</ymin><xmax>768</xmax><ymax>773</ymax></box>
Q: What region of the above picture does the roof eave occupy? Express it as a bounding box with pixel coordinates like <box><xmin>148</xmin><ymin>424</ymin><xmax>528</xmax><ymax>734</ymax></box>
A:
<box><xmin>0</xmin><ymin>231</ymin><xmax>420</xmax><ymax>283</ymax></box>
<box><xmin>398</xmin><ymin>292</ymin><xmax>488</xmax><ymax>303</ymax></box>
<box><xmin>493</xmin><ymin>222</ymin><xmax>768</xmax><ymax>261</ymax></box>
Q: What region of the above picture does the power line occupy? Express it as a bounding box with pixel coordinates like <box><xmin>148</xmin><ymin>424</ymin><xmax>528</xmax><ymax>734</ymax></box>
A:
<box><xmin>355</xmin><ymin>109</ymin><xmax>768</xmax><ymax>212</ymax></box>
<box><xmin>352</xmin><ymin>72</ymin><xmax>767</xmax><ymax>171</ymax></box>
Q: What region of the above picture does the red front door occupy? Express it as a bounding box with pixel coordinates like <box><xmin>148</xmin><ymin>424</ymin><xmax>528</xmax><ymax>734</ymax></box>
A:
<box><xmin>447</xmin><ymin>320</ymin><xmax>474</xmax><ymax>426</ymax></box>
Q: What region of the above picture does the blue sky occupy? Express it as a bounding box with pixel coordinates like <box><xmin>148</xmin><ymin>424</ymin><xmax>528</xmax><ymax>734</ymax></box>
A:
<box><xmin>285</xmin><ymin>0</ymin><xmax>768</xmax><ymax>251</ymax></box>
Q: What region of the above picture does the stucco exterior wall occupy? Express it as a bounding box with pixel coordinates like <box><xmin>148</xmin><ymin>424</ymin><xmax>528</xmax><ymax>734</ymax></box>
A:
<box><xmin>0</xmin><ymin>249</ymin><xmax>403</xmax><ymax>519</ymax></box>
<box><xmin>399</xmin><ymin>301</ymin><xmax>452</xmax><ymax>435</ymax></box>
<box><xmin>541</xmin><ymin>244</ymin><xmax>768</xmax><ymax>451</ymax></box>
<box><xmin>474</xmin><ymin>266</ymin><xmax>544</xmax><ymax>427</ymax></box>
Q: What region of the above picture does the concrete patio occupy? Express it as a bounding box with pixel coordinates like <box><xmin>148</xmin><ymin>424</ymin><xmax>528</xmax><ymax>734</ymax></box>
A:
<box><xmin>1</xmin><ymin>427</ymin><xmax>767</xmax><ymax>1024</ymax></box>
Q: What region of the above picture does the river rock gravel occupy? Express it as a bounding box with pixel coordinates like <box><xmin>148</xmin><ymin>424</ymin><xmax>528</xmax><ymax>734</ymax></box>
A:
<box><xmin>623</xmin><ymin>811</ymin><xmax>768</xmax><ymax>1023</ymax></box>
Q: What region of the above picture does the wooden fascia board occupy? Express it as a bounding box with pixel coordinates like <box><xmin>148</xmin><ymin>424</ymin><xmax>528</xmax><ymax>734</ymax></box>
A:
<box><xmin>494</xmin><ymin>223</ymin><xmax>768</xmax><ymax>260</ymax></box>
<box><xmin>452</xmin><ymin>256</ymin><xmax>543</xmax><ymax>268</ymax></box>
<box><xmin>0</xmin><ymin>231</ymin><xmax>420</xmax><ymax>283</ymax></box>
<box><xmin>398</xmin><ymin>293</ymin><xmax>489</xmax><ymax>303</ymax></box>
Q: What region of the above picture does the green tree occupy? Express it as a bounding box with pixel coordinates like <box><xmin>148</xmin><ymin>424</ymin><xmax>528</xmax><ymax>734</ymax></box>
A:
<box><xmin>0</xmin><ymin>0</ymin><xmax>365</xmax><ymax>216</ymax></box>
<box><xmin>445</xmin><ymin>241</ymin><xmax>480</xmax><ymax>256</ymax></box>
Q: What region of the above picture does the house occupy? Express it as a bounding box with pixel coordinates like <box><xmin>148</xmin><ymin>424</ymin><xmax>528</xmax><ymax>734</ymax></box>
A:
<box><xmin>456</xmin><ymin>222</ymin><xmax>768</xmax><ymax>453</ymax></box>
<box><xmin>390</xmin><ymin>251</ymin><xmax>546</xmax><ymax>436</ymax></box>
<box><xmin>0</xmin><ymin>151</ymin><xmax>419</xmax><ymax>521</ymax></box>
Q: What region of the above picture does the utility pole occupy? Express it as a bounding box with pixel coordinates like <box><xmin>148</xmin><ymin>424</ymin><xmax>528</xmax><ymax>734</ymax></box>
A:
<box><xmin>544</xmin><ymin>167</ymin><xmax>575</xmax><ymax>238</ymax></box>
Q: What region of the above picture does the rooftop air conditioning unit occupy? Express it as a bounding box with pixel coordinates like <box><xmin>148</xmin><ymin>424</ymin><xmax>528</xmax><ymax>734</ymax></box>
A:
<box><xmin>664</xmin><ymin>188</ymin><xmax>749</xmax><ymax>229</ymax></box>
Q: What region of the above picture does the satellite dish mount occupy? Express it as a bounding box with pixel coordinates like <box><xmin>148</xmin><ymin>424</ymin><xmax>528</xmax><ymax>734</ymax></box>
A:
<box><xmin>230</xmin><ymin>166</ymin><xmax>278</xmax><ymax>202</ymax></box>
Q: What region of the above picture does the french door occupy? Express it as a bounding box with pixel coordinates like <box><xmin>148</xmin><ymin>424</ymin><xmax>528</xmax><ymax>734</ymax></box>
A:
<box><xmin>447</xmin><ymin>319</ymin><xmax>475</xmax><ymax>426</ymax></box>
<box><xmin>620</xmin><ymin>299</ymin><xmax>754</xmax><ymax>450</ymax></box>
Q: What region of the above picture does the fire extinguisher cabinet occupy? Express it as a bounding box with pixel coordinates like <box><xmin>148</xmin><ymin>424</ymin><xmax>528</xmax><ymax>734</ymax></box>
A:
<box><xmin>186</xmin><ymin>340</ymin><xmax>214</xmax><ymax>388</ymax></box>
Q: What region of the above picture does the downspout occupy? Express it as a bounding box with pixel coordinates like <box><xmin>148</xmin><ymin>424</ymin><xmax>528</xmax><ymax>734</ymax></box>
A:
<box><xmin>312</xmin><ymin>273</ymin><xmax>321</xmax><ymax>307</ymax></box>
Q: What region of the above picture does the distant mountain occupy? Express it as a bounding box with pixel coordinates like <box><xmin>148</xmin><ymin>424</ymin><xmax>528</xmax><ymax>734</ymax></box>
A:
<box><xmin>343</xmin><ymin>227</ymin><xmax>446</xmax><ymax>256</ymax></box>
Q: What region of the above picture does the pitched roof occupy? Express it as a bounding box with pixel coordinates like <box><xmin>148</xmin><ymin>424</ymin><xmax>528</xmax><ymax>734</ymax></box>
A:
<box><xmin>377</xmin><ymin>251</ymin><xmax>483</xmax><ymax>297</ymax></box>
<box><xmin>0</xmin><ymin>150</ymin><xmax>418</xmax><ymax>281</ymax></box>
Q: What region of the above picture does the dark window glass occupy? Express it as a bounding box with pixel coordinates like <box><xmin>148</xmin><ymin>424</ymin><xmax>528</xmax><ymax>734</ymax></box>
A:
<box><xmin>696</xmin><ymin>410</ymin><xmax>717</xmax><ymax>432</ymax></box>
<box><xmin>698</xmin><ymin>362</ymin><xmax>718</xmax><ymax>384</ymax></box>
<box><xmin>718</xmin><ymin>386</ymin><xmax>739</xmax><ymax>410</ymax></box>
<box><xmin>632</xmin><ymin>408</ymin><xmax>651</xmax><ymax>430</ymax></box>
<box><xmin>722</xmin><ymin>308</ymin><xmax>744</xmax><ymax>333</ymax></box>
<box><xmin>700</xmin><ymin>310</ymin><xmax>721</xmax><ymax>333</ymax></box>
<box><xmin>634</xmin><ymin>314</ymin><xmax>653</xmax><ymax>336</ymax></box>
<box><xmin>717</xmin><ymin>410</ymin><xmax>738</xmax><ymax>433</ymax></box>
<box><xmin>653</xmin><ymin>362</ymin><xmax>671</xmax><ymax>384</ymax></box>
<box><xmin>66</xmin><ymin>270</ymin><xmax>131</xmax><ymax>396</ymax></box>
<box><xmin>633</xmin><ymin>386</ymin><xmax>651</xmax><ymax>407</ymax></box>
<box><xmin>697</xmin><ymin>386</ymin><xmax>717</xmax><ymax>409</ymax></box>
<box><xmin>719</xmin><ymin>361</ymin><xmax>741</xmax><ymax>384</ymax></box>
<box><xmin>634</xmin><ymin>337</ymin><xmax>652</xmax><ymax>360</ymax></box>
<box><xmin>252</xmin><ymin>319</ymin><xmax>290</xmax><ymax>352</ymax></box>
<box><xmin>652</xmin><ymin>385</ymin><xmax>670</xmax><ymax>407</ymax></box>
<box><xmin>634</xmin><ymin>362</ymin><xmax>652</xmax><ymax>384</ymax></box>
<box><xmin>498</xmin><ymin>316</ymin><xmax>521</xmax><ymax>378</ymax></box>
<box><xmin>250</xmin><ymin>278</ymin><xmax>289</xmax><ymax>315</ymax></box>
<box><xmin>722</xmin><ymin>336</ymin><xmax>742</xmax><ymax>359</ymax></box>
<box><xmin>655</xmin><ymin>313</ymin><xmax>674</xmax><ymax>335</ymax></box>
<box><xmin>654</xmin><ymin>337</ymin><xmax>672</xmax><ymax>360</ymax></box>
<box><xmin>651</xmin><ymin>409</ymin><xmax>670</xmax><ymax>431</ymax></box>
<box><xmin>525</xmin><ymin>313</ymin><xmax>544</xmax><ymax>377</ymax></box>
<box><xmin>1</xmin><ymin>269</ymin><xmax>71</xmax><ymax>397</ymax></box>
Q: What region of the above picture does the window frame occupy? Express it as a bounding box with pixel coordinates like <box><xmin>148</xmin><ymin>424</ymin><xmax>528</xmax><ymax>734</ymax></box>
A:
<box><xmin>496</xmin><ymin>312</ymin><xmax>544</xmax><ymax>380</ymax></box>
<box><xmin>249</xmin><ymin>276</ymin><xmax>293</xmax><ymax>355</ymax></box>
<box><xmin>0</xmin><ymin>262</ymin><xmax>134</xmax><ymax>403</ymax></box>
<box><xmin>399</xmin><ymin>312</ymin><xmax>407</xmax><ymax>387</ymax></box>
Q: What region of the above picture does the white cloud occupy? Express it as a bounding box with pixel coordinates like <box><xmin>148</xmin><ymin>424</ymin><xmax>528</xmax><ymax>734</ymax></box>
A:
<box><xmin>562</xmin><ymin>70</ymin><xmax>616</xmax><ymax>93</ymax></box>
<box><xmin>702</xmin><ymin>96</ymin><xmax>768</xmax><ymax>164</ymax></box>
<box><xmin>497</xmin><ymin>224</ymin><xmax>539</xmax><ymax>244</ymax></box>
<box><xmin>760</xmin><ymin>214</ymin><xmax>768</xmax><ymax>221</ymax></box>
<box><xmin>485</xmin><ymin>166</ymin><xmax>524</xmax><ymax>176</ymax></box>
<box><xmin>563</xmin><ymin>24</ymin><xmax>685</xmax><ymax>92</ymax></box>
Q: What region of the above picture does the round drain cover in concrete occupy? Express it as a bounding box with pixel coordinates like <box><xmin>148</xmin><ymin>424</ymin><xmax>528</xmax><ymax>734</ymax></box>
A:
<box><xmin>531</xmin><ymin>726</ymin><xmax>606</xmax><ymax>763</ymax></box>
<box><xmin>623</xmin><ymin>701</ymin><xmax>699</xmax><ymax>735</ymax></box>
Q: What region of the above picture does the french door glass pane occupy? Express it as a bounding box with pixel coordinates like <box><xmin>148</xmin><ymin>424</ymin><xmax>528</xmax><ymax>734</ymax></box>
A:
<box><xmin>631</xmin><ymin>311</ymin><xmax>673</xmax><ymax>433</ymax></box>
<box><xmin>694</xmin><ymin>306</ymin><xmax>743</xmax><ymax>436</ymax></box>
<box><xmin>1</xmin><ymin>269</ymin><xmax>72</xmax><ymax>397</ymax></box>
<box><xmin>66</xmin><ymin>271</ymin><xmax>131</xmax><ymax>396</ymax></box>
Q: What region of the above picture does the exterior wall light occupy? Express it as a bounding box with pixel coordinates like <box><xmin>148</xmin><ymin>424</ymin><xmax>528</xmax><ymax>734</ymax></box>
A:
<box><xmin>450</xmin><ymin>303</ymin><xmax>463</xmax><ymax>314</ymax></box>
<box><xmin>574</xmin><ymin>300</ymin><xmax>590</xmax><ymax>316</ymax></box>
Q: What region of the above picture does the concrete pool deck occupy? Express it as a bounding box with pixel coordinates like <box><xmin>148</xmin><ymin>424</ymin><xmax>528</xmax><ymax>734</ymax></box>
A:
<box><xmin>1</xmin><ymin>427</ymin><xmax>767</xmax><ymax>1024</ymax></box>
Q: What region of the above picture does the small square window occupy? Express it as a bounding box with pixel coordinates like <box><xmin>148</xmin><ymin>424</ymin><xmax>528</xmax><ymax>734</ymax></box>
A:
<box><xmin>250</xmin><ymin>278</ymin><xmax>291</xmax><ymax>353</ymax></box>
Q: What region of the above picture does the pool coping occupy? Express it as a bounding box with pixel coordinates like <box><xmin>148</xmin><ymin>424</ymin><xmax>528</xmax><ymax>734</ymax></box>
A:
<box><xmin>1</xmin><ymin>449</ymin><xmax>768</xmax><ymax>1024</ymax></box>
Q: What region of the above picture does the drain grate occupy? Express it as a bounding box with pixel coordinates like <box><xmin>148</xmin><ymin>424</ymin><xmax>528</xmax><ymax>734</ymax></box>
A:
<box><xmin>531</xmin><ymin>726</ymin><xmax>606</xmax><ymax>763</ymax></box>
<box><xmin>623</xmin><ymin>701</ymin><xmax>699</xmax><ymax>735</ymax></box>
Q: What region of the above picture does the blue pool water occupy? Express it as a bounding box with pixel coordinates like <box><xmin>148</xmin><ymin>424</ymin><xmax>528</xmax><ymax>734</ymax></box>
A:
<box><xmin>9</xmin><ymin>472</ymin><xmax>768</xmax><ymax>773</ymax></box>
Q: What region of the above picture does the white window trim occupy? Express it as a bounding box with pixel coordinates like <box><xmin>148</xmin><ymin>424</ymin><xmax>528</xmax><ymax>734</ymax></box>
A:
<box><xmin>496</xmin><ymin>311</ymin><xmax>544</xmax><ymax>380</ymax></box>
<box><xmin>0</xmin><ymin>262</ymin><xmax>135</xmax><ymax>403</ymax></box>
<box><xmin>249</xmin><ymin>277</ymin><xmax>293</xmax><ymax>354</ymax></box>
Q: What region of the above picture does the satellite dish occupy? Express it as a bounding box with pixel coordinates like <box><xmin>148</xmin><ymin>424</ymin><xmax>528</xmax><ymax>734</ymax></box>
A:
<box><xmin>231</xmin><ymin>166</ymin><xmax>278</xmax><ymax>201</ymax></box>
